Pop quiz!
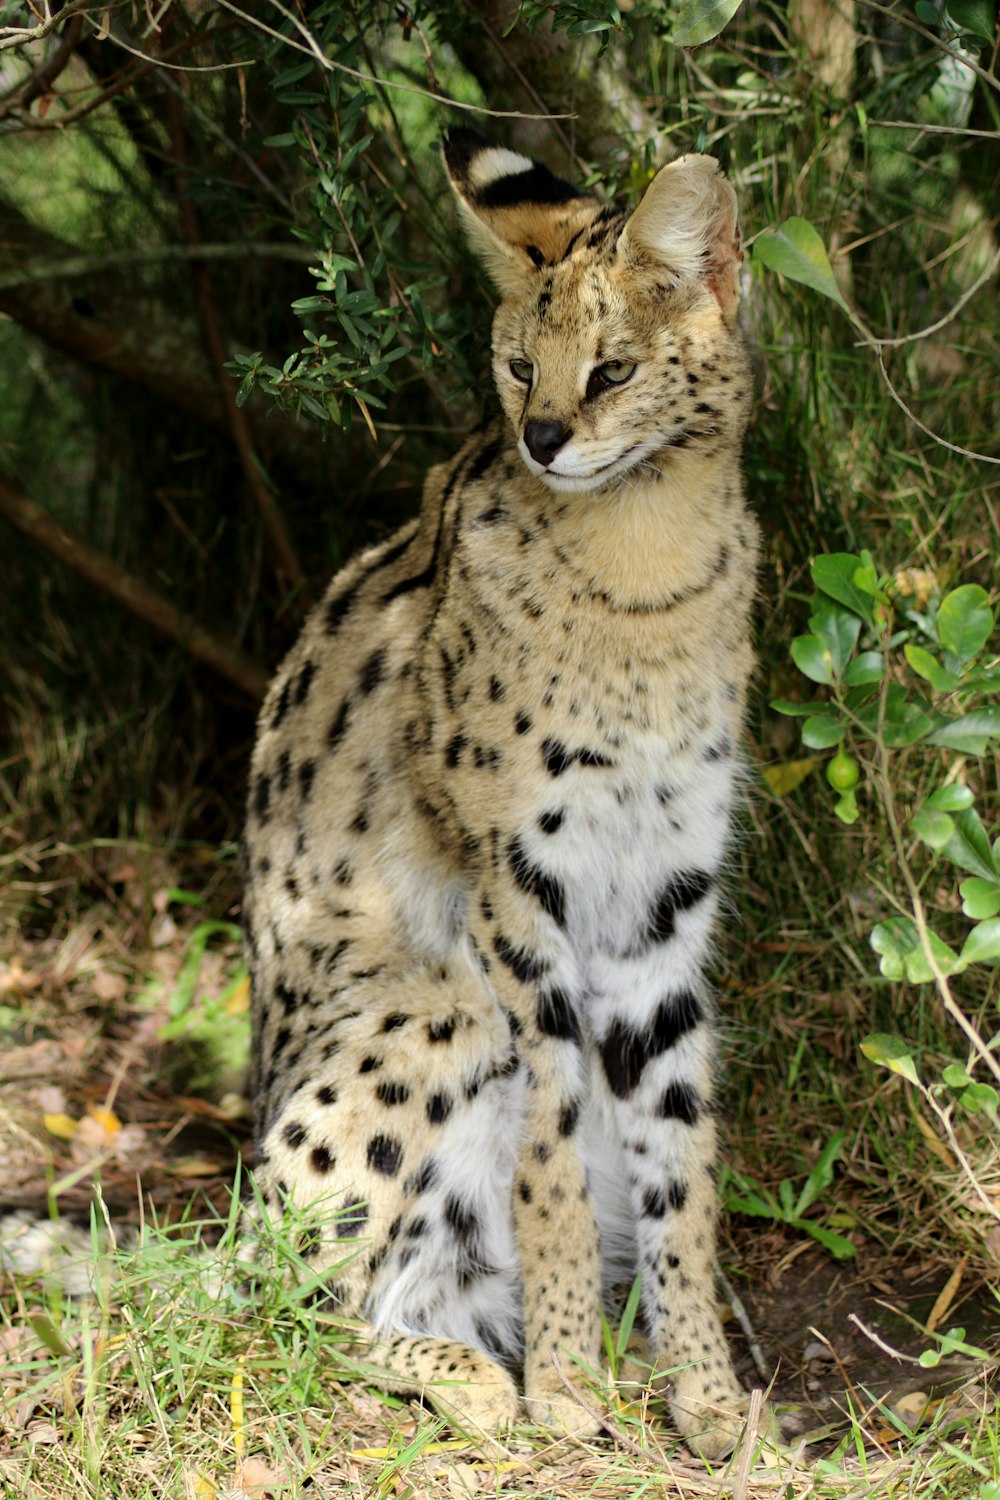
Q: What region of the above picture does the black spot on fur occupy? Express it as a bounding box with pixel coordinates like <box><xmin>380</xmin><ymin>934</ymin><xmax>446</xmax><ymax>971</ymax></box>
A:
<box><xmin>254</xmin><ymin>774</ymin><xmax>271</xmax><ymax>821</ymax></box>
<box><xmin>488</xmin><ymin>674</ymin><xmax>506</xmax><ymax>702</ymax></box>
<box><xmin>559</xmin><ymin>1100</ymin><xmax>580</xmax><ymax>1136</ymax></box>
<box><xmin>310</xmin><ymin>1144</ymin><xmax>335</xmax><ymax>1174</ymax></box>
<box><xmin>271</xmin><ymin>680</ymin><xmax>291</xmax><ymax>730</ymax></box>
<box><xmin>467</xmin><ymin>438</ymin><xmax>503</xmax><ymax>483</ymax></box>
<box><xmin>405</xmin><ymin>1158</ymin><xmax>438</xmax><ymax>1196</ymax></box>
<box><xmin>427</xmin><ymin>1092</ymin><xmax>452</xmax><ymax>1125</ymax></box>
<box><xmin>298</xmin><ymin>760</ymin><xmax>315</xmax><ymax>801</ymax></box>
<box><xmin>669</xmin><ymin>1180</ymin><xmax>688</xmax><ymax>1211</ymax></box>
<box><xmin>541</xmin><ymin>738</ymin><xmax>573</xmax><ymax>776</ymax></box>
<box><xmin>518</xmin><ymin>1179</ymin><xmax>533</xmax><ymax>1204</ymax></box>
<box><xmin>382</xmin><ymin>1012</ymin><xmax>408</xmax><ymax>1032</ymax></box>
<box><xmin>634</xmin><ymin>870</ymin><xmax>715</xmax><ymax>952</ymax></box>
<box><xmin>276</xmin><ymin>749</ymin><xmax>291</xmax><ymax>792</ymax></box>
<box><xmin>445</xmin><ymin>1194</ymin><xmax>478</xmax><ymax>1245</ymax></box>
<box><xmin>294</xmin><ymin>658</ymin><xmax>316</xmax><ymax>706</ymax></box>
<box><xmin>445</xmin><ymin>732</ymin><xmax>467</xmax><ymax>768</ymax></box>
<box><xmin>428</xmin><ymin>1016</ymin><xmax>456</xmax><ymax>1044</ymax></box>
<box><xmin>515</xmin><ymin>711</ymin><xmax>532</xmax><ymax>735</ymax></box>
<box><xmin>599</xmin><ymin>993</ymin><xmax>704</xmax><ymax>1098</ymax></box>
<box><xmin>358</xmin><ymin>648</ymin><xmax>387</xmax><ymax>697</ymax></box>
<box><xmin>315</xmin><ymin>1084</ymin><xmax>338</xmax><ymax>1106</ymax></box>
<box><xmin>328</xmin><ymin>698</ymin><xmax>351</xmax><ymax>750</ymax></box>
<box><xmin>577</xmin><ymin>747</ymin><xmax>614</xmax><ymax>768</ymax></box>
<box><xmin>508</xmin><ymin>835</ymin><xmax>566</xmax><ymax>928</ymax></box>
<box><xmin>655</xmin><ymin>1081</ymin><xmax>701</xmax><ymax>1125</ymax></box>
<box><xmin>338</xmin><ymin>1197</ymin><xmax>368</xmax><ymax>1236</ymax></box>
<box><xmin>536</xmin><ymin>988</ymin><xmax>579</xmax><ymax>1042</ymax></box>
<box><xmin>367</xmin><ymin>1133</ymin><xmax>403</xmax><ymax>1176</ymax></box>
<box><xmin>359</xmin><ymin>1055</ymin><xmax>381</xmax><ymax>1074</ymax></box>
<box><xmin>376</xmin><ymin>1080</ymin><xmax>410</xmax><ymax>1107</ymax></box>
<box><xmin>282</xmin><ymin>1121</ymin><xmax>306</xmax><ymax>1149</ymax></box>
<box><xmin>642</xmin><ymin>1186</ymin><xmax>667</xmax><ymax>1218</ymax></box>
<box><xmin>538</xmin><ymin>808</ymin><xmax>564</xmax><ymax>835</ymax></box>
<box><xmin>493</xmin><ymin>933</ymin><xmax>549</xmax><ymax>985</ymax></box>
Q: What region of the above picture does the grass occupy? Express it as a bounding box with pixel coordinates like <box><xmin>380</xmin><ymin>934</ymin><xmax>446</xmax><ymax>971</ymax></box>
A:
<box><xmin>1</xmin><ymin>1194</ymin><xmax>996</xmax><ymax>1500</ymax></box>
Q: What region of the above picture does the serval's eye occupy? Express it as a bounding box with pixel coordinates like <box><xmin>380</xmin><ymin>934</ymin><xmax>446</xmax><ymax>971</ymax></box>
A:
<box><xmin>599</xmin><ymin>360</ymin><xmax>636</xmax><ymax>385</ymax></box>
<box><xmin>509</xmin><ymin>358</ymin><xmax>534</xmax><ymax>384</ymax></box>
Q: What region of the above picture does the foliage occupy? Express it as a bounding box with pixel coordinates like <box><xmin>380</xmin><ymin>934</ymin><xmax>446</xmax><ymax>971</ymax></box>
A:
<box><xmin>776</xmin><ymin>552</ymin><xmax>1000</xmax><ymax>1247</ymax></box>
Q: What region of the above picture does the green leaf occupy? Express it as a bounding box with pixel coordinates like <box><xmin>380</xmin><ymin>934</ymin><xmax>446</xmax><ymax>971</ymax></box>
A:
<box><xmin>945</xmin><ymin>0</ymin><xmax>996</xmax><ymax>40</ymax></box>
<box><xmin>811</xmin><ymin>554</ymin><xmax>875</xmax><ymax>623</ymax></box>
<box><xmin>904</xmin><ymin>644</ymin><xmax>960</xmax><ymax>693</ymax></box>
<box><xmin>858</xmin><ymin>683</ymin><xmax>934</xmax><ymax>747</ymax></box>
<box><xmin>794</xmin><ymin>1131</ymin><xmax>847</xmax><ymax>1217</ymax></box>
<box><xmin>234</xmin><ymin>372</ymin><xmax>255</xmax><ymax>408</ymax></box>
<box><xmin>843</xmin><ymin>651</ymin><xmax>884</xmax><ymax>686</ymax></box>
<box><xmin>798</xmin><ymin>1221</ymin><xmax>857</xmax><ymax>1260</ymax></box>
<box><xmin>753</xmin><ymin>218</ymin><xmax>850</xmax><ymax>312</ymax></box>
<box><xmin>919</xmin><ymin>1348</ymin><xmax>942</xmax><ymax>1368</ymax></box>
<box><xmin>801</xmin><ymin>716</ymin><xmax>845</xmax><ymax>748</ymax></box>
<box><xmin>770</xmin><ymin>699</ymin><xmax>837</xmax><ymax>718</ymax></box>
<box><xmin>942</xmin><ymin>1063</ymin><xmax>974</xmax><ymax>1089</ymax></box>
<box><xmin>860</xmin><ymin>1030</ymin><xmax>920</xmax><ymax>1084</ymax></box>
<box><xmin>869</xmin><ymin>921</ymin><xmax>958</xmax><ymax>983</ymax></box>
<box><xmin>791</xmin><ymin>634</ymin><xmax>834</xmax><ymax>684</ymax></box>
<box><xmin>809</xmin><ymin>599</ymin><xmax>862</xmax><ymax>676</ymax></box>
<box><xmin>672</xmin><ymin>0</ymin><xmax>746</xmax><ymax>45</ymax></box>
<box><xmin>911</xmin><ymin>808</ymin><xmax>955</xmax><ymax>851</ymax></box>
<box><xmin>29</xmin><ymin>1313</ymin><xmax>72</xmax><ymax>1356</ymax></box>
<box><xmin>961</xmin><ymin>1082</ymin><xmax>1000</xmax><ymax>1114</ymax></box>
<box><xmin>926</xmin><ymin>706</ymin><xmax>1000</xmax><ymax>754</ymax></box>
<box><xmin>778</xmin><ymin>1178</ymin><xmax>795</xmax><ymax>1219</ymax></box>
<box><xmin>937</xmin><ymin>585</ymin><xmax>994</xmax><ymax>664</ymax></box>
<box><xmin>942</xmin><ymin>808</ymin><xmax>997</xmax><ymax>881</ymax></box>
<box><xmin>960</xmin><ymin>877</ymin><xmax>1000</xmax><ymax>919</ymax></box>
<box><xmin>925</xmin><ymin>785</ymin><xmax>975</xmax><ymax>812</ymax></box>
<box><xmin>959</xmin><ymin>919</ymin><xmax>1000</xmax><ymax>967</ymax></box>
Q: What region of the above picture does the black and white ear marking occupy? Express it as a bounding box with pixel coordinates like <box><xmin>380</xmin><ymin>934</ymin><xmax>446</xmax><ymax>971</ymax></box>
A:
<box><xmin>619</xmin><ymin>154</ymin><xmax>743</xmax><ymax>320</ymax></box>
<box><xmin>442</xmin><ymin>128</ymin><xmax>603</xmax><ymax>295</ymax></box>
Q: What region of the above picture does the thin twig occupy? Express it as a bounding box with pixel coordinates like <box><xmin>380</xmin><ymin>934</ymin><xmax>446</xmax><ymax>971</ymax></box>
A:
<box><xmin>847</xmin><ymin>1313</ymin><xmax>922</xmax><ymax>1364</ymax></box>
<box><xmin>861</xmin><ymin>244</ymin><xmax>1000</xmax><ymax>350</ymax></box>
<box><xmin>0</xmin><ymin>0</ymin><xmax>109</xmax><ymax>52</ymax></box>
<box><xmin>216</xmin><ymin>0</ymin><xmax>575</xmax><ymax>121</ymax></box>
<box><xmin>717</xmin><ymin>1269</ymin><xmax>771</xmax><ymax>1382</ymax></box>
<box><xmin>869</xmin><ymin>119</ymin><xmax>1000</xmax><ymax>139</ymax></box>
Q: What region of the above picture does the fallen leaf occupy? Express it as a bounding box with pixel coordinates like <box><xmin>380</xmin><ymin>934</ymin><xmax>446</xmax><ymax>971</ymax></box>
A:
<box><xmin>761</xmin><ymin>759</ymin><xmax>817</xmax><ymax>796</ymax></box>
<box><xmin>926</xmin><ymin>1255</ymin><xmax>967</xmax><ymax>1333</ymax></box>
<box><xmin>238</xmin><ymin>1457</ymin><xmax>285</xmax><ymax>1497</ymax></box>
<box><xmin>43</xmin><ymin>1113</ymin><xmax>78</xmax><ymax>1142</ymax></box>
<box><xmin>168</xmin><ymin>1156</ymin><xmax>225</xmax><ymax>1179</ymax></box>
<box><xmin>893</xmin><ymin>1390</ymin><xmax>932</xmax><ymax>1426</ymax></box>
<box><xmin>88</xmin><ymin>1107</ymin><xmax>121</xmax><ymax>1137</ymax></box>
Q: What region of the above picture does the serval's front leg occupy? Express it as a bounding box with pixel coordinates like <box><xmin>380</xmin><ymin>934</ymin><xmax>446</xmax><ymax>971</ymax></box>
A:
<box><xmin>593</xmin><ymin>955</ymin><xmax>748</xmax><ymax>1458</ymax></box>
<box><xmin>473</xmin><ymin>893</ymin><xmax>604</xmax><ymax>1437</ymax></box>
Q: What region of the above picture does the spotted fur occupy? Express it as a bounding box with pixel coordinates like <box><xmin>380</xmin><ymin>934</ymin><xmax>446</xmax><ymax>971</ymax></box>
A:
<box><xmin>243</xmin><ymin>129</ymin><xmax>759</xmax><ymax>1455</ymax></box>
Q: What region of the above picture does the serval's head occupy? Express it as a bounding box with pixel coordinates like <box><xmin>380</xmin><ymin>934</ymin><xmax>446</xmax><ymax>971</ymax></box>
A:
<box><xmin>444</xmin><ymin>129</ymin><xmax>752</xmax><ymax>494</ymax></box>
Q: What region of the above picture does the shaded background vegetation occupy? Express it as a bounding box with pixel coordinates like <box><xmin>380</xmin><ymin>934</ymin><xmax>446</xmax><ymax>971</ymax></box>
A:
<box><xmin>1</xmin><ymin>0</ymin><xmax>999</xmax><ymax>1264</ymax></box>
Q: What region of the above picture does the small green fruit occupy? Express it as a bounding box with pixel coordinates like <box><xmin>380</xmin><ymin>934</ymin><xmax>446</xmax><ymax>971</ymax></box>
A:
<box><xmin>827</xmin><ymin>751</ymin><xmax>859</xmax><ymax>792</ymax></box>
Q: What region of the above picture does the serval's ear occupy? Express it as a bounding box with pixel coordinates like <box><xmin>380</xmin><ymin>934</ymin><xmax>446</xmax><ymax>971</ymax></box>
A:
<box><xmin>618</xmin><ymin>155</ymin><xmax>743</xmax><ymax>322</ymax></box>
<box><xmin>443</xmin><ymin>129</ymin><xmax>604</xmax><ymax>297</ymax></box>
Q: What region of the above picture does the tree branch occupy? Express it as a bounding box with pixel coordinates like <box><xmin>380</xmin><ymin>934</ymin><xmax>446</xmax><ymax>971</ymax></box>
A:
<box><xmin>0</xmin><ymin>477</ymin><xmax>268</xmax><ymax>701</ymax></box>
